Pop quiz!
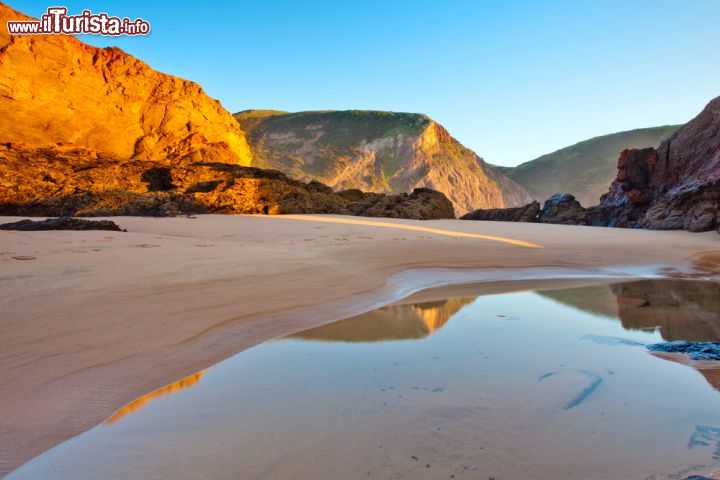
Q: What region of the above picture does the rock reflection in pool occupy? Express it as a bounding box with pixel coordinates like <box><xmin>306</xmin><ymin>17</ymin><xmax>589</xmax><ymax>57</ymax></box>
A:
<box><xmin>288</xmin><ymin>298</ymin><xmax>474</xmax><ymax>343</ymax></box>
<box><xmin>8</xmin><ymin>279</ymin><xmax>720</xmax><ymax>480</ymax></box>
<box><xmin>540</xmin><ymin>279</ymin><xmax>720</xmax><ymax>341</ymax></box>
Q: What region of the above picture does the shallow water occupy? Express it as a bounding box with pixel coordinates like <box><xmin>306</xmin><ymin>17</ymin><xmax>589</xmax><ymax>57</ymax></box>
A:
<box><xmin>9</xmin><ymin>279</ymin><xmax>720</xmax><ymax>479</ymax></box>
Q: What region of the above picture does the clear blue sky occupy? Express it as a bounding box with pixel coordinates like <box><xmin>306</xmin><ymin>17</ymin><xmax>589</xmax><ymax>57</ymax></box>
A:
<box><xmin>9</xmin><ymin>0</ymin><xmax>720</xmax><ymax>166</ymax></box>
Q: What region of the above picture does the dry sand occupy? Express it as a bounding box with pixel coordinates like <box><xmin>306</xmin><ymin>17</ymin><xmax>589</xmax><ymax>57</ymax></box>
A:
<box><xmin>1</xmin><ymin>214</ymin><xmax>718</xmax><ymax>476</ymax></box>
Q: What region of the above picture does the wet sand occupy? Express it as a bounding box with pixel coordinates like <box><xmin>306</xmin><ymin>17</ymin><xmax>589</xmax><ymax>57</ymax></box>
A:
<box><xmin>1</xmin><ymin>214</ymin><xmax>719</xmax><ymax>476</ymax></box>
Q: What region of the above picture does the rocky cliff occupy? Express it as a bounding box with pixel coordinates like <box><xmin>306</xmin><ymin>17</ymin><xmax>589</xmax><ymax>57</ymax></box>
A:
<box><xmin>465</xmin><ymin>96</ymin><xmax>720</xmax><ymax>234</ymax></box>
<box><xmin>235</xmin><ymin>110</ymin><xmax>532</xmax><ymax>215</ymax></box>
<box><xmin>0</xmin><ymin>143</ymin><xmax>454</xmax><ymax>219</ymax></box>
<box><xmin>0</xmin><ymin>3</ymin><xmax>252</xmax><ymax>165</ymax></box>
<box><xmin>590</xmin><ymin>96</ymin><xmax>720</xmax><ymax>232</ymax></box>
<box><xmin>0</xmin><ymin>4</ymin><xmax>457</xmax><ymax>220</ymax></box>
<box><xmin>500</xmin><ymin>126</ymin><xmax>680</xmax><ymax>207</ymax></box>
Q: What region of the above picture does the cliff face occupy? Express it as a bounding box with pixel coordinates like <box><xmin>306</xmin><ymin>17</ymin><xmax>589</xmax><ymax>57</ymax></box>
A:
<box><xmin>591</xmin><ymin>96</ymin><xmax>720</xmax><ymax>232</ymax></box>
<box><xmin>235</xmin><ymin>110</ymin><xmax>532</xmax><ymax>215</ymax></box>
<box><xmin>0</xmin><ymin>3</ymin><xmax>252</xmax><ymax>165</ymax></box>
<box><xmin>502</xmin><ymin>126</ymin><xmax>681</xmax><ymax>207</ymax></box>
<box><xmin>0</xmin><ymin>4</ymin><xmax>456</xmax><ymax>220</ymax></box>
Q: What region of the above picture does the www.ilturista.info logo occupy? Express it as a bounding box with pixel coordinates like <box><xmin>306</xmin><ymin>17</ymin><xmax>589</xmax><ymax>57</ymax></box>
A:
<box><xmin>7</xmin><ymin>6</ymin><xmax>150</xmax><ymax>36</ymax></box>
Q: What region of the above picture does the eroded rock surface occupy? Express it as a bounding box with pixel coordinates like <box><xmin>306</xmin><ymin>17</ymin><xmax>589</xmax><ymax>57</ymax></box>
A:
<box><xmin>0</xmin><ymin>3</ymin><xmax>252</xmax><ymax>165</ymax></box>
<box><xmin>0</xmin><ymin>144</ymin><xmax>455</xmax><ymax>219</ymax></box>
<box><xmin>591</xmin><ymin>96</ymin><xmax>720</xmax><ymax>232</ymax></box>
<box><xmin>539</xmin><ymin>194</ymin><xmax>588</xmax><ymax>225</ymax></box>
<box><xmin>460</xmin><ymin>201</ymin><xmax>540</xmax><ymax>222</ymax></box>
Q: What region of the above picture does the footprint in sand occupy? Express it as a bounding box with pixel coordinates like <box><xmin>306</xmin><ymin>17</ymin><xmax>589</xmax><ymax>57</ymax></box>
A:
<box><xmin>12</xmin><ymin>255</ymin><xmax>36</xmax><ymax>260</ymax></box>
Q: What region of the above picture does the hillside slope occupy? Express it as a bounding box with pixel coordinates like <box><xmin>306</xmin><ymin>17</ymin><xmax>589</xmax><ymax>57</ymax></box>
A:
<box><xmin>0</xmin><ymin>3</ymin><xmax>456</xmax><ymax>221</ymax></box>
<box><xmin>0</xmin><ymin>3</ymin><xmax>252</xmax><ymax>165</ymax></box>
<box><xmin>502</xmin><ymin>126</ymin><xmax>681</xmax><ymax>206</ymax></box>
<box><xmin>235</xmin><ymin>110</ymin><xmax>532</xmax><ymax>214</ymax></box>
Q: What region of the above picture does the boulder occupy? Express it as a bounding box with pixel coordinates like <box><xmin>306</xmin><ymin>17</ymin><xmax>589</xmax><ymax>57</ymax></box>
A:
<box><xmin>538</xmin><ymin>194</ymin><xmax>588</xmax><ymax>225</ymax></box>
<box><xmin>0</xmin><ymin>218</ymin><xmax>123</xmax><ymax>231</ymax></box>
<box><xmin>460</xmin><ymin>201</ymin><xmax>540</xmax><ymax>222</ymax></box>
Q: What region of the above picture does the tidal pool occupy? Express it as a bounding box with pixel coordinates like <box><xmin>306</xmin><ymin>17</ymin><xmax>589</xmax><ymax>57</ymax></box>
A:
<box><xmin>9</xmin><ymin>279</ymin><xmax>720</xmax><ymax>479</ymax></box>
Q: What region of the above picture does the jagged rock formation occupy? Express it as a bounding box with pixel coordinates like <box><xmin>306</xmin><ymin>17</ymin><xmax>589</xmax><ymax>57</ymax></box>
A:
<box><xmin>539</xmin><ymin>194</ymin><xmax>588</xmax><ymax>225</ymax></box>
<box><xmin>499</xmin><ymin>126</ymin><xmax>680</xmax><ymax>207</ymax></box>
<box><xmin>589</xmin><ymin>96</ymin><xmax>720</xmax><ymax>232</ymax></box>
<box><xmin>460</xmin><ymin>201</ymin><xmax>540</xmax><ymax>222</ymax></box>
<box><xmin>461</xmin><ymin>194</ymin><xmax>587</xmax><ymax>225</ymax></box>
<box><xmin>234</xmin><ymin>110</ymin><xmax>532</xmax><ymax>215</ymax></box>
<box><xmin>0</xmin><ymin>143</ymin><xmax>454</xmax><ymax>219</ymax></box>
<box><xmin>0</xmin><ymin>3</ymin><xmax>252</xmax><ymax>165</ymax></box>
<box><xmin>465</xmin><ymin>95</ymin><xmax>720</xmax><ymax>234</ymax></box>
<box><xmin>0</xmin><ymin>218</ymin><xmax>123</xmax><ymax>231</ymax></box>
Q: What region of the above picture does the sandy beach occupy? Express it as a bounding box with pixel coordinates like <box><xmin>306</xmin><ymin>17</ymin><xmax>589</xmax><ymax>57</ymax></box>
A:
<box><xmin>1</xmin><ymin>214</ymin><xmax>719</xmax><ymax>476</ymax></box>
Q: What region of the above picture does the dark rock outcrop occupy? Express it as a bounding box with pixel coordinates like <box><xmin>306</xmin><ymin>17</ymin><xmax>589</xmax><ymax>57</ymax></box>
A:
<box><xmin>647</xmin><ymin>341</ymin><xmax>720</xmax><ymax>361</ymax></box>
<box><xmin>591</xmin><ymin>96</ymin><xmax>720</xmax><ymax>233</ymax></box>
<box><xmin>538</xmin><ymin>194</ymin><xmax>587</xmax><ymax>225</ymax></box>
<box><xmin>344</xmin><ymin>188</ymin><xmax>455</xmax><ymax>220</ymax></box>
<box><xmin>639</xmin><ymin>180</ymin><xmax>720</xmax><ymax>232</ymax></box>
<box><xmin>460</xmin><ymin>201</ymin><xmax>540</xmax><ymax>222</ymax></box>
<box><xmin>0</xmin><ymin>144</ymin><xmax>455</xmax><ymax>220</ymax></box>
<box><xmin>461</xmin><ymin>194</ymin><xmax>588</xmax><ymax>226</ymax></box>
<box><xmin>0</xmin><ymin>218</ymin><xmax>123</xmax><ymax>231</ymax></box>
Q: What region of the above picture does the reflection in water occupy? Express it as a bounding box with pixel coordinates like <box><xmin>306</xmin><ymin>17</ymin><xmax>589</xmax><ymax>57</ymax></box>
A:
<box><xmin>611</xmin><ymin>280</ymin><xmax>720</xmax><ymax>341</ymax></box>
<box><xmin>541</xmin><ymin>279</ymin><xmax>720</xmax><ymax>392</ymax></box>
<box><xmin>540</xmin><ymin>279</ymin><xmax>720</xmax><ymax>341</ymax></box>
<box><xmin>651</xmin><ymin>352</ymin><xmax>720</xmax><ymax>392</ymax></box>
<box><xmin>104</xmin><ymin>371</ymin><xmax>206</xmax><ymax>425</ymax></box>
<box><xmin>289</xmin><ymin>298</ymin><xmax>474</xmax><ymax>343</ymax></box>
<box><xmin>11</xmin><ymin>280</ymin><xmax>720</xmax><ymax>480</ymax></box>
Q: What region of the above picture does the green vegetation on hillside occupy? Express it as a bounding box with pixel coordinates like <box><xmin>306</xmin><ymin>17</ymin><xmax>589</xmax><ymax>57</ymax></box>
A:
<box><xmin>236</xmin><ymin>110</ymin><xmax>430</xmax><ymax>145</ymax></box>
<box><xmin>234</xmin><ymin>110</ymin><xmax>433</xmax><ymax>184</ymax></box>
<box><xmin>233</xmin><ymin>109</ymin><xmax>533</xmax><ymax>214</ymax></box>
<box><xmin>502</xmin><ymin>125</ymin><xmax>681</xmax><ymax>207</ymax></box>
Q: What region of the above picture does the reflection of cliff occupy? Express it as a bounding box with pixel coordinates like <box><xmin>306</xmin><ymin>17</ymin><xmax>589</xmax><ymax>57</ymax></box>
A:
<box><xmin>104</xmin><ymin>371</ymin><xmax>206</xmax><ymax>425</ymax></box>
<box><xmin>538</xmin><ymin>285</ymin><xmax>618</xmax><ymax>319</ymax></box>
<box><xmin>698</xmin><ymin>367</ymin><xmax>720</xmax><ymax>391</ymax></box>
<box><xmin>289</xmin><ymin>297</ymin><xmax>474</xmax><ymax>343</ymax></box>
<box><xmin>651</xmin><ymin>352</ymin><xmax>720</xmax><ymax>392</ymax></box>
<box><xmin>611</xmin><ymin>280</ymin><xmax>720</xmax><ymax>341</ymax></box>
<box><xmin>539</xmin><ymin>280</ymin><xmax>720</xmax><ymax>342</ymax></box>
